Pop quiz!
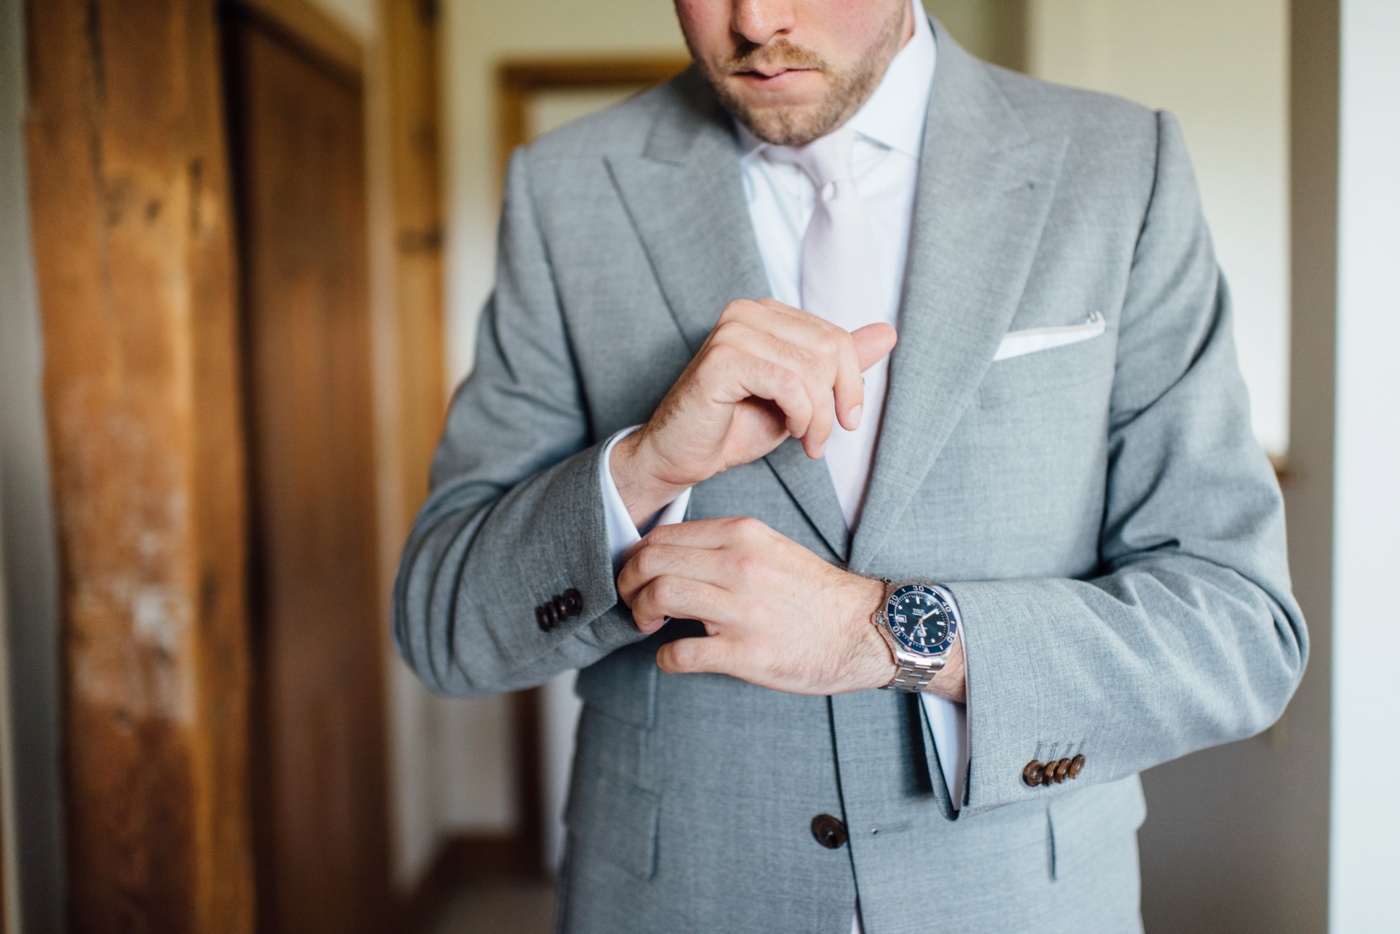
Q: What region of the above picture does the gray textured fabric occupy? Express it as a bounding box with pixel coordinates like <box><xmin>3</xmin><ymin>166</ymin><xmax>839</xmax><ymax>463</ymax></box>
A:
<box><xmin>393</xmin><ymin>23</ymin><xmax>1306</xmax><ymax>934</ymax></box>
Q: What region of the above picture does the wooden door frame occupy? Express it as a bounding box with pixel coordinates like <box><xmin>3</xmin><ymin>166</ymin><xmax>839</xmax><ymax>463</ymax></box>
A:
<box><xmin>25</xmin><ymin>0</ymin><xmax>446</xmax><ymax>929</ymax></box>
<box><xmin>25</xmin><ymin>0</ymin><xmax>256</xmax><ymax>928</ymax></box>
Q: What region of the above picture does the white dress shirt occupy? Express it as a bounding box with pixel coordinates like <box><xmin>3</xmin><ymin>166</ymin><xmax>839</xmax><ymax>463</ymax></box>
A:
<box><xmin>599</xmin><ymin>9</ymin><xmax>965</xmax><ymax>926</ymax></box>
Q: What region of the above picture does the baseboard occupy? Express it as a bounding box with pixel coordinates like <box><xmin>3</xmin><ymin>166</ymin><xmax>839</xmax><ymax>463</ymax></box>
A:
<box><xmin>397</xmin><ymin>833</ymin><xmax>546</xmax><ymax>932</ymax></box>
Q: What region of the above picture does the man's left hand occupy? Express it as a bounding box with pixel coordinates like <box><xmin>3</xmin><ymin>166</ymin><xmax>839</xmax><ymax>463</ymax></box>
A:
<box><xmin>616</xmin><ymin>517</ymin><xmax>966</xmax><ymax>701</ymax></box>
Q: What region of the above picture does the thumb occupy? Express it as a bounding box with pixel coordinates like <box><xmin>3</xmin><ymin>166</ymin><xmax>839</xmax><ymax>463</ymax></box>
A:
<box><xmin>851</xmin><ymin>323</ymin><xmax>898</xmax><ymax>372</ymax></box>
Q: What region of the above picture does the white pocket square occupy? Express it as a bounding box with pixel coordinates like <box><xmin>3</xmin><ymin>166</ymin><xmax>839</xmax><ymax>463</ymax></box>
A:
<box><xmin>993</xmin><ymin>313</ymin><xmax>1106</xmax><ymax>362</ymax></box>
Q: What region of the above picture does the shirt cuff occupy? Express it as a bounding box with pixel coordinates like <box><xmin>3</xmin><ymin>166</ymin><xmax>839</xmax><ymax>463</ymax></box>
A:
<box><xmin>600</xmin><ymin>426</ymin><xmax>693</xmax><ymax>574</ymax></box>
<box><xmin>920</xmin><ymin>693</ymin><xmax>968</xmax><ymax>811</ymax></box>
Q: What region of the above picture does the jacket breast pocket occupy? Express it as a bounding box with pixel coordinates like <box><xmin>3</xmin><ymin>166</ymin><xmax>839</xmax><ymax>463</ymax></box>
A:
<box><xmin>979</xmin><ymin>317</ymin><xmax>1113</xmax><ymax>409</ymax></box>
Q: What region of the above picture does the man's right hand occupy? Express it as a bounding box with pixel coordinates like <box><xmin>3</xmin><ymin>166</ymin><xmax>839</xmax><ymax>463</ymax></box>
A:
<box><xmin>611</xmin><ymin>298</ymin><xmax>898</xmax><ymax>526</ymax></box>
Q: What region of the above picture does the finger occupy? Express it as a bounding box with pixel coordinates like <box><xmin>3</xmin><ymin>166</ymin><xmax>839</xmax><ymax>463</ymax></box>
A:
<box><xmin>640</xmin><ymin>515</ymin><xmax>776</xmax><ymax>552</ymax></box>
<box><xmin>851</xmin><ymin>323</ymin><xmax>898</xmax><ymax>372</ymax></box>
<box><xmin>629</xmin><ymin>574</ymin><xmax>734</xmax><ymax>634</ymax></box>
<box><xmin>617</xmin><ymin>542</ymin><xmax>727</xmax><ymax>607</ymax></box>
<box><xmin>709</xmin><ymin>319</ymin><xmax>840</xmax><ymax>451</ymax></box>
<box><xmin>830</xmin><ymin>329</ymin><xmax>865</xmax><ymax>432</ymax></box>
<box><xmin>709</xmin><ymin>345</ymin><xmax>816</xmax><ymax>441</ymax></box>
<box><xmin>656</xmin><ymin>634</ymin><xmax>739</xmax><ymax>676</ymax></box>
<box><xmin>800</xmin><ymin>385</ymin><xmax>836</xmax><ymax>459</ymax></box>
<box><xmin>734</xmin><ymin>303</ymin><xmax>876</xmax><ymax>441</ymax></box>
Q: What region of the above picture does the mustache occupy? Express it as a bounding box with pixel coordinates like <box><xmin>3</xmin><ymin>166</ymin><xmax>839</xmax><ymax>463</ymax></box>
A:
<box><xmin>724</xmin><ymin>39</ymin><xmax>826</xmax><ymax>74</ymax></box>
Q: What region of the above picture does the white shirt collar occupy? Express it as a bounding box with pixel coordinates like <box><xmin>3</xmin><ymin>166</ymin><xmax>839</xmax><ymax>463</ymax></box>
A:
<box><xmin>737</xmin><ymin>0</ymin><xmax>937</xmax><ymax>161</ymax></box>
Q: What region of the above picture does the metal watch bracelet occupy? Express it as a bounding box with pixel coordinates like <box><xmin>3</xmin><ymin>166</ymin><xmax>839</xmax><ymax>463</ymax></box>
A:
<box><xmin>886</xmin><ymin>654</ymin><xmax>945</xmax><ymax>691</ymax></box>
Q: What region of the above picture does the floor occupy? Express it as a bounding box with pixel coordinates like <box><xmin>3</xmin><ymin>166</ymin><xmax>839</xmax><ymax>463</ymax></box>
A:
<box><xmin>429</xmin><ymin>880</ymin><xmax>556</xmax><ymax>934</ymax></box>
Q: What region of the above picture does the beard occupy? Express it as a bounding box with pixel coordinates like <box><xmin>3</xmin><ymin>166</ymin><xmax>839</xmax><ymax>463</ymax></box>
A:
<box><xmin>691</xmin><ymin>2</ymin><xmax>908</xmax><ymax>147</ymax></box>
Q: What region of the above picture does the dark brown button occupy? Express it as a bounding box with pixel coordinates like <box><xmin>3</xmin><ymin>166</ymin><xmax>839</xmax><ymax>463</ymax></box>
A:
<box><xmin>1053</xmin><ymin>759</ymin><xmax>1071</xmax><ymax>783</ymax></box>
<box><xmin>1022</xmin><ymin>760</ymin><xmax>1045</xmax><ymax>787</ymax></box>
<box><xmin>810</xmin><ymin>814</ymin><xmax>848</xmax><ymax>849</ymax></box>
<box><xmin>551</xmin><ymin>594</ymin><xmax>568</xmax><ymax>622</ymax></box>
<box><xmin>1068</xmin><ymin>754</ymin><xmax>1085</xmax><ymax>779</ymax></box>
<box><xmin>535</xmin><ymin>605</ymin><xmax>551</xmax><ymax>631</ymax></box>
<box><xmin>563</xmin><ymin>588</ymin><xmax>583</xmax><ymax>616</ymax></box>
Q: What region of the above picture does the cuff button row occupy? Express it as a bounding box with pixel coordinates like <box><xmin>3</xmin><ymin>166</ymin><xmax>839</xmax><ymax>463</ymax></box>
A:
<box><xmin>1022</xmin><ymin>754</ymin><xmax>1085</xmax><ymax>788</ymax></box>
<box><xmin>535</xmin><ymin>588</ymin><xmax>583</xmax><ymax>632</ymax></box>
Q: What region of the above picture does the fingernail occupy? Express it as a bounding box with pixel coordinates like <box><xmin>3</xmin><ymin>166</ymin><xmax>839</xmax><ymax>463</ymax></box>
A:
<box><xmin>850</xmin><ymin>405</ymin><xmax>862</xmax><ymax>428</ymax></box>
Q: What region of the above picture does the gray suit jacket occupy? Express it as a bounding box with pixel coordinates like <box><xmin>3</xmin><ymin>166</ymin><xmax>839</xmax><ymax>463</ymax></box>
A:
<box><xmin>394</xmin><ymin>25</ymin><xmax>1306</xmax><ymax>934</ymax></box>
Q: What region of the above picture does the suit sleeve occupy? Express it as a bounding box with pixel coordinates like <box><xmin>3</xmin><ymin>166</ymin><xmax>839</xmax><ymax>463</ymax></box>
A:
<box><xmin>392</xmin><ymin>149</ymin><xmax>647</xmax><ymax>697</ymax></box>
<box><xmin>948</xmin><ymin>110</ymin><xmax>1307</xmax><ymax>816</ymax></box>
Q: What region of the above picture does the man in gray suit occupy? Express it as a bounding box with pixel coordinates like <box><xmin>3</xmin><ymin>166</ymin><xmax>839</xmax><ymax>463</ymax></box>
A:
<box><xmin>394</xmin><ymin>0</ymin><xmax>1307</xmax><ymax>930</ymax></box>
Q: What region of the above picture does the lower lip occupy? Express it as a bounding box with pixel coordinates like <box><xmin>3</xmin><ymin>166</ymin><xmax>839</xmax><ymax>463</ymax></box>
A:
<box><xmin>734</xmin><ymin>69</ymin><xmax>815</xmax><ymax>90</ymax></box>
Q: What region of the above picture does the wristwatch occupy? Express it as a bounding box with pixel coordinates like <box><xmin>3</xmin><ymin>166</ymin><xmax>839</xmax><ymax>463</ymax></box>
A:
<box><xmin>871</xmin><ymin>579</ymin><xmax>960</xmax><ymax>691</ymax></box>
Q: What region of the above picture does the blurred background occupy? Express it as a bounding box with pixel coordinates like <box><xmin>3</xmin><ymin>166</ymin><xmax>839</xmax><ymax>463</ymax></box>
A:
<box><xmin>0</xmin><ymin>0</ymin><xmax>1395</xmax><ymax>932</ymax></box>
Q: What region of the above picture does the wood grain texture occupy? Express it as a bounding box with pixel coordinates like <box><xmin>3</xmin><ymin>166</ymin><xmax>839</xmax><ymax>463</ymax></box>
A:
<box><xmin>23</xmin><ymin>0</ymin><xmax>255</xmax><ymax>930</ymax></box>
<box><xmin>239</xmin><ymin>0</ymin><xmax>363</xmax><ymax>75</ymax></box>
<box><xmin>384</xmin><ymin>0</ymin><xmax>446</xmax><ymax>530</ymax></box>
<box><xmin>223</xmin><ymin>11</ymin><xmax>392</xmax><ymax>933</ymax></box>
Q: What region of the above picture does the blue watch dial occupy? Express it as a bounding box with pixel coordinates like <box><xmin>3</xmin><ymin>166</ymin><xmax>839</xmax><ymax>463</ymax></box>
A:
<box><xmin>886</xmin><ymin>584</ymin><xmax>957</xmax><ymax>656</ymax></box>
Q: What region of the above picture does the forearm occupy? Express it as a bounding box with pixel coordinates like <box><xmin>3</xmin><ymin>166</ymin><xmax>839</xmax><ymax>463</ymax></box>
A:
<box><xmin>952</xmin><ymin>550</ymin><xmax>1304</xmax><ymax>816</ymax></box>
<box><xmin>393</xmin><ymin>439</ymin><xmax>646</xmax><ymax>697</ymax></box>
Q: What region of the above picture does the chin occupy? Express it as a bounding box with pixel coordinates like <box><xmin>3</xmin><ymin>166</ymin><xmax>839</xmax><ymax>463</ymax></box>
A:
<box><xmin>737</xmin><ymin>105</ymin><xmax>838</xmax><ymax>147</ymax></box>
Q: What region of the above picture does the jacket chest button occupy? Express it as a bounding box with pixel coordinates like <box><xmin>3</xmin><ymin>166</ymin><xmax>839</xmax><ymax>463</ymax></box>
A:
<box><xmin>810</xmin><ymin>814</ymin><xmax>848</xmax><ymax>849</ymax></box>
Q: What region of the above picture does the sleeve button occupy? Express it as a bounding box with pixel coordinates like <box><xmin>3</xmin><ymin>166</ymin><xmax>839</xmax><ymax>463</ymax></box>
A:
<box><xmin>1068</xmin><ymin>754</ymin><xmax>1085</xmax><ymax>779</ymax></box>
<box><xmin>1022</xmin><ymin>760</ymin><xmax>1046</xmax><ymax>787</ymax></box>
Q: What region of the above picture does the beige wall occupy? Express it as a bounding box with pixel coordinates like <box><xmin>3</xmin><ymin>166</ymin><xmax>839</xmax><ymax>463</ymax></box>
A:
<box><xmin>1026</xmin><ymin>0</ymin><xmax>1291</xmax><ymax>456</ymax></box>
<box><xmin>307</xmin><ymin>0</ymin><xmax>374</xmax><ymax>39</ymax></box>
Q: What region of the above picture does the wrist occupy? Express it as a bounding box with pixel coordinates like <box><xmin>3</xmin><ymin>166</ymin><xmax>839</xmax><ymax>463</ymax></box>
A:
<box><xmin>611</xmin><ymin>430</ymin><xmax>690</xmax><ymax>527</ymax></box>
<box><xmin>847</xmin><ymin>574</ymin><xmax>896</xmax><ymax>690</ymax></box>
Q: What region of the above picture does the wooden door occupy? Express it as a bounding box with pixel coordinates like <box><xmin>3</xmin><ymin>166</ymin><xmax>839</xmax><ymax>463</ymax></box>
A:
<box><xmin>223</xmin><ymin>11</ymin><xmax>391</xmax><ymax>934</ymax></box>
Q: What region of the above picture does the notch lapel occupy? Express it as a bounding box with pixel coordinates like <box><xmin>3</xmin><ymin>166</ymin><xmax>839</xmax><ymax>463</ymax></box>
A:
<box><xmin>607</xmin><ymin>72</ymin><xmax>850</xmax><ymax>558</ymax></box>
<box><xmin>848</xmin><ymin>35</ymin><xmax>1069</xmax><ymax>571</ymax></box>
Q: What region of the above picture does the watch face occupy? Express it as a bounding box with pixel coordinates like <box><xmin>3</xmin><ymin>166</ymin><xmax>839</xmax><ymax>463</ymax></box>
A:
<box><xmin>886</xmin><ymin>584</ymin><xmax>957</xmax><ymax>656</ymax></box>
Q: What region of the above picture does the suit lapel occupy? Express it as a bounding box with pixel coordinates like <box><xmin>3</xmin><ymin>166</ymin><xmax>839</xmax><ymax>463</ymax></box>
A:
<box><xmin>607</xmin><ymin>72</ymin><xmax>850</xmax><ymax>558</ymax></box>
<box><xmin>848</xmin><ymin>34</ymin><xmax>1069</xmax><ymax>571</ymax></box>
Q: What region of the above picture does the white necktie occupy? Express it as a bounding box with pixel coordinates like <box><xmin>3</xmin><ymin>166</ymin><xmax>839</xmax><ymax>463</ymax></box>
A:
<box><xmin>776</xmin><ymin>128</ymin><xmax>887</xmax><ymax>529</ymax></box>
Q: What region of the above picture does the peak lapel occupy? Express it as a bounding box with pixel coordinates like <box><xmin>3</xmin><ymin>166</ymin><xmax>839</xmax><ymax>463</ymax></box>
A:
<box><xmin>607</xmin><ymin>72</ymin><xmax>850</xmax><ymax>558</ymax></box>
<box><xmin>848</xmin><ymin>35</ymin><xmax>1069</xmax><ymax>571</ymax></box>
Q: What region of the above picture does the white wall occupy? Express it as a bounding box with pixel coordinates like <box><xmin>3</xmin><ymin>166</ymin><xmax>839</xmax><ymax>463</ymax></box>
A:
<box><xmin>1330</xmin><ymin>2</ymin><xmax>1400</xmax><ymax>928</ymax></box>
<box><xmin>1027</xmin><ymin>0</ymin><xmax>1291</xmax><ymax>456</ymax></box>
